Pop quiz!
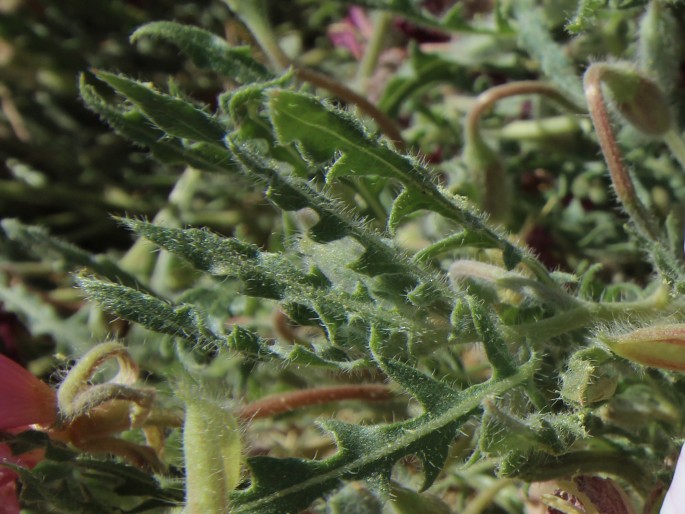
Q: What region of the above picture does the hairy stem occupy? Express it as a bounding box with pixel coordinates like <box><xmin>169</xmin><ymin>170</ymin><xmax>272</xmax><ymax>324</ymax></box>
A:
<box><xmin>237</xmin><ymin>384</ymin><xmax>394</xmax><ymax>420</ymax></box>
<box><xmin>465</xmin><ymin>81</ymin><xmax>584</xmax><ymax>141</ymax></box>
<box><xmin>463</xmin><ymin>81</ymin><xmax>584</xmax><ymax>219</ymax></box>
<box><xmin>583</xmin><ymin>64</ymin><xmax>659</xmax><ymax>241</ymax></box>
<box><xmin>510</xmin><ymin>285</ymin><xmax>672</xmax><ymax>344</ymax></box>
<box><xmin>355</xmin><ymin>11</ymin><xmax>393</xmax><ymax>87</ymax></box>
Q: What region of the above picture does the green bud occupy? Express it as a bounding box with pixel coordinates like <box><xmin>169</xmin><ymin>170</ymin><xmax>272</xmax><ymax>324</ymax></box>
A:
<box><xmin>600</xmin><ymin>64</ymin><xmax>672</xmax><ymax>137</ymax></box>
<box><xmin>560</xmin><ymin>348</ymin><xmax>618</xmax><ymax>406</ymax></box>
<box><xmin>600</xmin><ymin>324</ymin><xmax>685</xmax><ymax>371</ymax></box>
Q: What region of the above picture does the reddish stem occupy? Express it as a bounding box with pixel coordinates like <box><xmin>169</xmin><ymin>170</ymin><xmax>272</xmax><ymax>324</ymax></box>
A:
<box><xmin>237</xmin><ymin>384</ymin><xmax>395</xmax><ymax>421</ymax></box>
<box><xmin>583</xmin><ymin>64</ymin><xmax>658</xmax><ymax>241</ymax></box>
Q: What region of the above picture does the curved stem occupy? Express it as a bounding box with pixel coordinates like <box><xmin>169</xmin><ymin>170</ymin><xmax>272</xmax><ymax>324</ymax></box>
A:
<box><xmin>583</xmin><ymin>64</ymin><xmax>659</xmax><ymax>241</ymax></box>
<box><xmin>463</xmin><ymin>80</ymin><xmax>584</xmax><ymax>222</ymax></box>
<box><xmin>465</xmin><ymin>81</ymin><xmax>585</xmax><ymax>145</ymax></box>
<box><xmin>237</xmin><ymin>384</ymin><xmax>394</xmax><ymax>421</ymax></box>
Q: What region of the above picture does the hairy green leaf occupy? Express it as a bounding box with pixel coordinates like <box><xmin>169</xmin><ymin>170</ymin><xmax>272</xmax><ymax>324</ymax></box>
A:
<box><xmin>93</xmin><ymin>70</ymin><xmax>226</xmax><ymax>144</ymax></box>
<box><xmin>80</xmin><ymin>76</ymin><xmax>239</xmax><ymax>174</ymax></box>
<box><xmin>131</xmin><ymin>21</ymin><xmax>271</xmax><ymax>84</ymax></box>
<box><xmin>1</xmin><ymin>219</ymin><xmax>146</xmax><ymax>292</ymax></box>
<box><xmin>230</xmin><ymin>356</ymin><xmax>537</xmax><ymax>513</ymax></box>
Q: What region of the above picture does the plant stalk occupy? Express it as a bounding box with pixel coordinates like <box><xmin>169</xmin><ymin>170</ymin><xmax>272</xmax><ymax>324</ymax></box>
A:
<box><xmin>583</xmin><ymin>64</ymin><xmax>659</xmax><ymax>241</ymax></box>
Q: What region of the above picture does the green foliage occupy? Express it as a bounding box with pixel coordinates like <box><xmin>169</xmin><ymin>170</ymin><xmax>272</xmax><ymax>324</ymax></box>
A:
<box><xmin>2</xmin><ymin>431</ymin><xmax>182</xmax><ymax>513</ymax></box>
<box><xmin>230</xmin><ymin>356</ymin><xmax>536</xmax><ymax>514</ymax></box>
<box><xmin>4</xmin><ymin>1</ymin><xmax>685</xmax><ymax>513</ymax></box>
<box><xmin>130</xmin><ymin>22</ymin><xmax>273</xmax><ymax>84</ymax></box>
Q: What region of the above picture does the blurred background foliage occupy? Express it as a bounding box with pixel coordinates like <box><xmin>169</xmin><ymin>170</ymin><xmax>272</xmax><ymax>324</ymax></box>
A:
<box><xmin>2</xmin><ymin>0</ymin><xmax>685</xmax><ymax>511</ymax></box>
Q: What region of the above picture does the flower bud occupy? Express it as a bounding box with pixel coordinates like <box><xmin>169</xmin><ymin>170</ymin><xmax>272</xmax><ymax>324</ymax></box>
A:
<box><xmin>560</xmin><ymin>348</ymin><xmax>618</xmax><ymax>406</ymax></box>
<box><xmin>600</xmin><ymin>324</ymin><xmax>685</xmax><ymax>371</ymax></box>
<box><xmin>599</xmin><ymin>64</ymin><xmax>672</xmax><ymax>137</ymax></box>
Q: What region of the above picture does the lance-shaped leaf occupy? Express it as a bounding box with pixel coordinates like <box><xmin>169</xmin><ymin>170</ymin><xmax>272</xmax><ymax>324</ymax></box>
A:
<box><xmin>79</xmin><ymin>75</ymin><xmax>236</xmax><ymax>173</ymax></box>
<box><xmin>1</xmin><ymin>219</ymin><xmax>147</xmax><ymax>293</ymax></box>
<box><xmin>388</xmin><ymin>188</ymin><xmax>436</xmax><ymax>233</ymax></box>
<box><xmin>266</xmin><ymin>89</ymin><xmax>534</xmax><ymax>275</ymax></box>
<box><xmin>121</xmin><ymin>219</ymin><xmax>432</xmax><ymax>353</ymax></box>
<box><xmin>230</xmin><ymin>354</ymin><xmax>537</xmax><ymax>514</ymax></box>
<box><xmin>120</xmin><ymin>218</ymin><xmax>296</xmax><ymax>301</ymax></box>
<box><xmin>131</xmin><ymin>22</ymin><xmax>271</xmax><ymax>84</ymax></box>
<box><xmin>76</xmin><ymin>277</ymin><xmax>359</xmax><ymax>367</ymax></box>
<box><xmin>230</xmin><ymin>142</ymin><xmax>432</xmax><ymax>282</ymax></box>
<box><xmin>93</xmin><ymin>70</ymin><xmax>226</xmax><ymax>144</ymax></box>
<box><xmin>76</xmin><ymin>276</ymin><xmax>222</xmax><ymax>347</ymax></box>
<box><xmin>80</xmin><ymin>76</ymin><xmax>240</xmax><ymax>174</ymax></box>
<box><xmin>268</xmin><ymin>90</ymin><xmax>432</xmax><ymax>187</ymax></box>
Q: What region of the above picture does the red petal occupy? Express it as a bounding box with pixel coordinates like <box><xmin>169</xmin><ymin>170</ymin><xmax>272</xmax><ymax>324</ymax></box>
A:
<box><xmin>0</xmin><ymin>355</ymin><xmax>56</xmax><ymax>430</ymax></box>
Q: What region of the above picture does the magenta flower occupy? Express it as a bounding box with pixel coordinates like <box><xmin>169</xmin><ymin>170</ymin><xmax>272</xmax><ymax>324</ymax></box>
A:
<box><xmin>661</xmin><ymin>445</ymin><xmax>685</xmax><ymax>513</ymax></box>
<box><xmin>327</xmin><ymin>7</ymin><xmax>373</xmax><ymax>60</ymax></box>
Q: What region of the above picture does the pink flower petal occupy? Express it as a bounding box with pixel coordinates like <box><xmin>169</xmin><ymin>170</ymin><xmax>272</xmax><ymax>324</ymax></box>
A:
<box><xmin>347</xmin><ymin>7</ymin><xmax>373</xmax><ymax>38</ymax></box>
<box><xmin>662</xmin><ymin>445</ymin><xmax>685</xmax><ymax>513</ymax></box>
<box><xmin>0</xmin><ymin>354</ymin><xmax>56</xmax><ymax>430</ymax></box>
<box><xmin>327</xmin><ymin>22</ymin><xmax>365</xmax><ymax>59</ymax></box>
